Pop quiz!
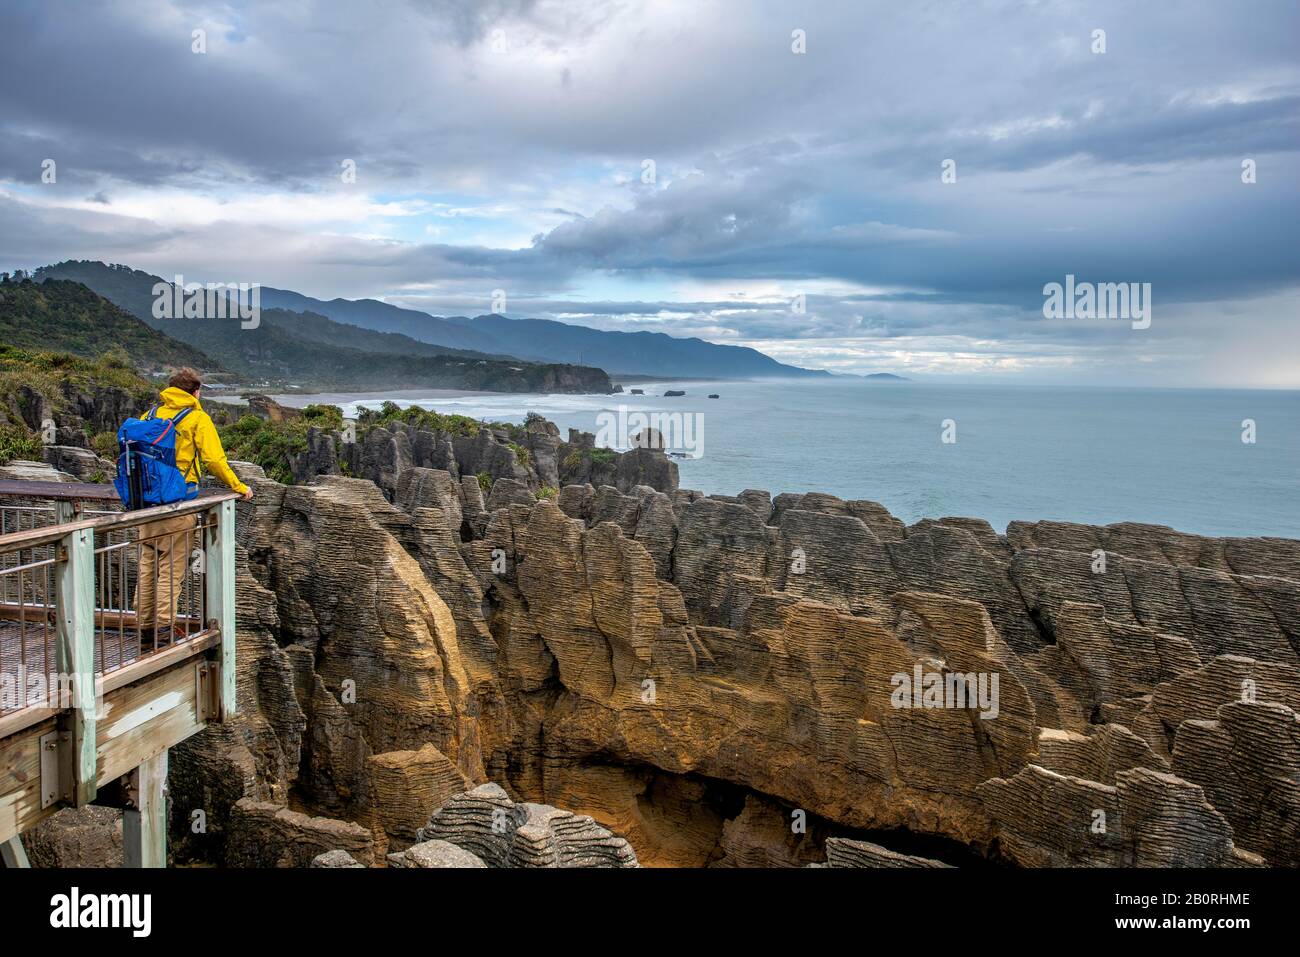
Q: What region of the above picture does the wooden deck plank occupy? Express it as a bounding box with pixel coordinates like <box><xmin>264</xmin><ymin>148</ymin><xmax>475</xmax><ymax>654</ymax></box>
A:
<box><xmin>0</xmin><ymin>656</ymin><xmax>211</xmax><ymax>844</ymax></box>
<box><xmin>0</xmin><ymin>715</ymin><xmax>57</xmax><ymax>845</ymax></box>
<box><xmin>0</xmin><ymin>488</ymin><xmax>238</xmax><ymax>551</ymax></box>
<box><xmin>0</xmin><ymin>480</ymin><xmax>118</xmax><ymax>501</ymax></box>
<box><xmin>206</xmin><ymin>498</ymin><xmax>237</xmax><ymax>718</ymax></box>
<box><xmin>96</xmin><ymin>660</ymin><xmax>205</xmax><ymax>785</ymax></box>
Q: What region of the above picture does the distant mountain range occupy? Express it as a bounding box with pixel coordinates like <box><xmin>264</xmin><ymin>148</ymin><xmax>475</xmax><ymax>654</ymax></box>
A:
<box><xmin>256</xmin><ymin>287</ymin><xmax>501</xmax><ymax>354</ymax></box>
<box><xmin>30</xmin><ymin>262</ymin><xmax>613</xmax><ymax>394</ymax></box>
<box><xmin>255</xmin><ymin>287</ymin><xmax>829</xmax><ymax>378</ymax></box>
<box><xmin>33</xmin><ymin>259</ymin><xmax>839</xmax><ymax>385</ymax></box>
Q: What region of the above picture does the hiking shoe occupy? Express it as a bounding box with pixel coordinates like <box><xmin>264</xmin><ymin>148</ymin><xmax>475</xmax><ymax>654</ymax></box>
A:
<box><xmin>138</xmin><ymin>625</ymin><xmax>174</xmax><ymax>654</ymax></box>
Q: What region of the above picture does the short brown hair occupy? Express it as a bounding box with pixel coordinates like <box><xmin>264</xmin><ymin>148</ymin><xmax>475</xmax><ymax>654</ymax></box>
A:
<box><xmin>168</xmin><ymin>367</ymin><xmax>203</xmax><ymax>394</ymax></box>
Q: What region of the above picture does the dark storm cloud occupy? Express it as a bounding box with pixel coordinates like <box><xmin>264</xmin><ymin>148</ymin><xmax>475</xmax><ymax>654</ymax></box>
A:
<box><xmin>1</xmin><ymin>0</ymin><xmax>1298</xmax><ymax>383</ymax></box>
<box><xmin>0</xmin><ymin>7</ymin><xmax>352</xmax><ymax>187</ymax></box>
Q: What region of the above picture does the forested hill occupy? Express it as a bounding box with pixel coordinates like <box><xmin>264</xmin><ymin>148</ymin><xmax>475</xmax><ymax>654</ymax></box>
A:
<box><xmin>0</xmin><ymin>274</ymin><xmax>217</xmax><ymax>371</ymax></box>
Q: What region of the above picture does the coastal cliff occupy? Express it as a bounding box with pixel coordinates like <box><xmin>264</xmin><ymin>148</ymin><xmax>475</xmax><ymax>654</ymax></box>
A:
<box><xmin>13</xmin><ymin>400</ymin><xmax>1297</xmax><ymax>868</ymax></box>
<box><xmin>137</xmin><ymin>414</ymin><xmax>1297</xmax><ymax>869</ymax></box>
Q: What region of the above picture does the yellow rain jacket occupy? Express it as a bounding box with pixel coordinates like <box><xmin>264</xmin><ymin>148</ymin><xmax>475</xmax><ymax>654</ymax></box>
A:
<box><xmin>148</xmin><ymin>387</ymin><xmax>249</xmax><ymax>495</ymax></box>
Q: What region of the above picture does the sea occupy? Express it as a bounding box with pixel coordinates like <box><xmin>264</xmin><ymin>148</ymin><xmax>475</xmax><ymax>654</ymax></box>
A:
<box><xmin>271</xmin><ymin>379</ymin><xmax>1300</xmax><ymax>540</ymax></box>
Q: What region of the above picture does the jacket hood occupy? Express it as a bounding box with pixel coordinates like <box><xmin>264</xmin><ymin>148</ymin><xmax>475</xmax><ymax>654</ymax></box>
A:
<box><xmin>159</xmin><ymin>386</ymin><xmax>201</xmax><ymax>410</ymax></box>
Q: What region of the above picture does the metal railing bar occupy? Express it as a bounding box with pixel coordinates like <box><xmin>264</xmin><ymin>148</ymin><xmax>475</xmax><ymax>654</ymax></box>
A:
<box><xmin>94</xmin><ymin>540</ymin><xmax>135</xmax><ymax>556</ymax></box>
<box><xmin>0</xmin><ymin>557</ymin><xmax>58</xmax><ymax>576</ymax></box>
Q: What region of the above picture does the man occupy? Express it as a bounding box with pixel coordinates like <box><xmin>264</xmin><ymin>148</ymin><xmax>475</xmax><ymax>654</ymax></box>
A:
<box><xmin>135</xmin><ymin>367</ymin><xmax>252</xmax><ymax>652</ymax></box>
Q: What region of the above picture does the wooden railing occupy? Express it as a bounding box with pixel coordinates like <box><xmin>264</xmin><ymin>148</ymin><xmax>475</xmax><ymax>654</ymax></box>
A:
<box><xmin>0</xmin><ymin>482</ymin><xmax>238</xmax><ymax>808</ymax></box>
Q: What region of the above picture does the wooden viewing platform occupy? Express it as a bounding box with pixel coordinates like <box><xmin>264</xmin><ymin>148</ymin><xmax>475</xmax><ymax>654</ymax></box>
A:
<box><xmin>0</xmin><ymin>482</ymin><xmax>238</xmax><ymax>868</ymax></box>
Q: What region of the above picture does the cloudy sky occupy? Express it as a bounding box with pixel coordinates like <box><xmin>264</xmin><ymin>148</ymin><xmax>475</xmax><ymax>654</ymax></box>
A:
<box><xmin>2</xmin><ymin>0</ymin><xmax>1297</xmax><ymax>386</ymax></box>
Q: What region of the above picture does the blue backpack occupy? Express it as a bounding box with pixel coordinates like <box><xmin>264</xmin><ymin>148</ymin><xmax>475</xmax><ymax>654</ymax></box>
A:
<box><xmin>113</xmin><ymin>406</ymin><xmax>199</xmax><ymax>509</ymax></box>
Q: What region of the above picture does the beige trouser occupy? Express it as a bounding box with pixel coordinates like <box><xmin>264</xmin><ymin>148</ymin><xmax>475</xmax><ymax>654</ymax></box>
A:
<box><xmin>134</xmin><ymin>514</ymin><xmax>198</xmax><ymax>634</ymax></box>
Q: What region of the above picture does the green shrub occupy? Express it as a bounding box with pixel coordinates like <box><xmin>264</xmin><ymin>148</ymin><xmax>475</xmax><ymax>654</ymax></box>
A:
<box><xmin>537</xmin><ymin>485</ymin><xmax>558</xmax><ymax>500</ymax></box>
<box><xmin>300</xmin><ymin>404</ymin><xmax>344</xmax><ymax>430</ymax></box>
<box><xmin>0</xmin><ymin>423</ymin><xmax>44</xmax><ymax>465</ymax></box>
<box><xmin>357</xmin><ymin>401</ymin><xmax>509</xmax><ymax>438</ymax></box>
<box><xmin>0</xmin><ymin>345</ymin><xmax>154</xmax><ymax>430</ymax></box>
<box><xmin>560</xmin><ymin>446</ymin><xmax>617</xmax><ymax>476</ymax></box>
<box><xmin>218</xmin><ymin>408</ymin><xmax>346</xmax><ymax>485</ymax></box>
<box><xmin>476</xmin><ymin>471</ymin><xmax>493</xmax><ymax>493</ymax></box>
<box><xmin>91</xmin><ymin>430</ymin><xmax>118</xmax><ymax>460</ymax></box>
<box><xmin>508</xmin><ymin>441</ymin><xmax>530</xmax><ymax>467</ymax></box>
<box><xmin>100</xmin><ymin>345</ymin><xmax>132</xmax><ymax>370</ymax></box>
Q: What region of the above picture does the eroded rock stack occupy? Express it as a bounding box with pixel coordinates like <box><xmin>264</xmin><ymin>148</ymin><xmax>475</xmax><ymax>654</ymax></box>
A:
<box><xmin>287</xmin><ymin>410</ymin><xmax>679</xmax><ymax>498</ymax></box>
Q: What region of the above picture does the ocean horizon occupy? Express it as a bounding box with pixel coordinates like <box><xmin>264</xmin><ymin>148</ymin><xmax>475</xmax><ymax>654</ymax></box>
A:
<box><xmin>271</xmin><ymin>378</ymin><xmax>1300</xmax><ymax>540</ymax></box>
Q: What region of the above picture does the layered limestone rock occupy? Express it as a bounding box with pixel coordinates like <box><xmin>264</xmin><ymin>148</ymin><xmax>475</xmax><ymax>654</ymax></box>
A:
<box><xmin>1007</xmin><ymin>519</ymin><xmax>1300</xmax><ymax>583</ymax></box>
<box><xmin>387</xmin><ymin>838</ymin><xmax>486</xmax><ymax>868</ymax></box>
<box><xmin>164</xmin><ymin>450</ymin><xmax>1298</xmax><ymax>868</ymax></box>
<box><xmin>21</xmin><ymin>806</ymin><xmax>123</xmax><ymax>868</ymax></box>
<box><xmin>1169</xmin><ymin>701</ymin><xmax>1300</xmax><ymax>866</ymax></box>
<box><xmin>0</xmin><ymin>460</ymin><xmax>80</xmax><ymax>486</ymax></box>
<box><xmin>310</xmin><ymin>849</ymin><xmax>365</xmax><ymax>868</ymax></box>
<box><xmin>975</xmin><ymin>765</ymin><xmax>1258</xmax><ymax>868</ymax></box>
<box><xmin>1011</xmin><ymin>547</ymin><xmax>1297</xmax><ymax>664</ymax></box>
<box><xmin>415</xmin><ymin>784</ymin><xmax>639</xmax><ymax>868</ymax></box>
<box><xmin>224</xmin><ymin>799</ymin><xmax>376</xmax><ymax>867</ymax></box>
<box><xmin>713</xmin><ymin>794</ymin><xmax>832</xmax><ymax>868</ymax></box>
<box><xmin>170</xmin><ymin>468</ymin><xmax>484</xmax><ymax>864</ymax></box>
<box><xmin>367</xmin><ymin>744</ymin><xmax>473</xmax><ymax>847</ymax></box>
<box><xmin>820</xmin><ymin>838</ymin><xmax>955</xmax><ymax>868</ymax></box>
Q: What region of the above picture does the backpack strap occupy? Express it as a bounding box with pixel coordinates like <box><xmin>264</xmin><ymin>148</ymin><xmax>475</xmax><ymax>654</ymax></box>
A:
<box><xmin>170</xmin><ymin>407</ymin><xmax>202</xmax><ymax>483</ymax></box>
<box><xmin>148</xmin><ymin>406</ymin><xmax>193</xmax><ymax>446</ymax></box>
<box><xmin>143</xmin><ymin>405</ymin><xmax>158</xmax><ymax>421</ymax></box>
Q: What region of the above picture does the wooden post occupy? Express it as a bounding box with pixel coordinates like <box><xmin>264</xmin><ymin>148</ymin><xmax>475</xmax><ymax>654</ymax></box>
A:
<box><xmin>1</xmin><ymin>836</ymin><xmax>29</xmax><ymax>868</ymax></box>
<box><xmin>123</xmin><ymin>750</ymin><xmax>168</xmax><ymax>868</ymax></box>
<box><xmin>54</xmin><ymin>525</ymin><xmax>97</xmax><ymax>806</ymax></box>
<box><xmin>205</xmin><ymin>499</ymin><xmax>237</xmax><ymax>720</ymax></box>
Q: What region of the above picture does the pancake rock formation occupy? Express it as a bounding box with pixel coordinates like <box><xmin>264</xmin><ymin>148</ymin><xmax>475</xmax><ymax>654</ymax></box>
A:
<box><xmin>31</xmin><ymin>415</ymin><xmax>1285</xmax><ymax>870</ymax></box>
